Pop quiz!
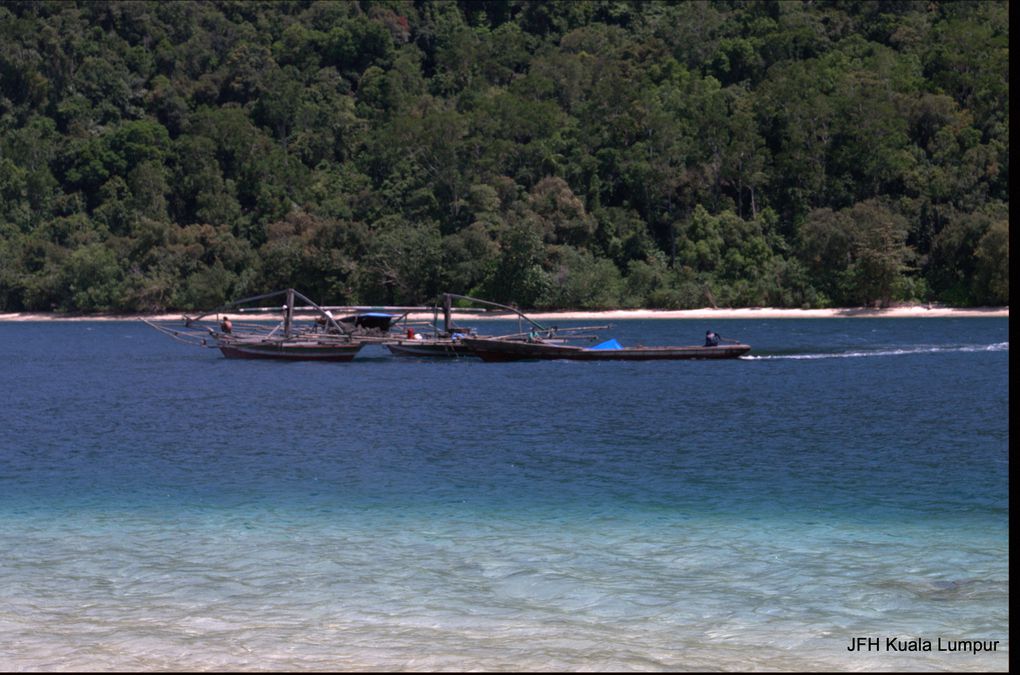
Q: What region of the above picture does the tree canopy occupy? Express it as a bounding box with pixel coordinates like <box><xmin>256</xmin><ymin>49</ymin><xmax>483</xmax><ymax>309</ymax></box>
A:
<box><xmin>0</xmin><ymin>0</ymin><xmax>1009</xmax><ymax>312</ymax></box>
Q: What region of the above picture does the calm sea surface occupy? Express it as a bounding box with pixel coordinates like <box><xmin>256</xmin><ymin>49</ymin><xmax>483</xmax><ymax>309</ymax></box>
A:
<box><xmin>0</xmin><ymin>317</ymin><xmax>1008</xmax><ymax>671</ymax></box>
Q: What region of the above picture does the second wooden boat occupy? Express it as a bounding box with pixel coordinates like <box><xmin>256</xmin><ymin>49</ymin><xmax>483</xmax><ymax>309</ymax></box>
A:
<box><xmin>384</xmin><ymin>293</ymin><xmax>605</xmax><ymax>358</ymax></box>
<box><xmin>385</xmin><ymin>337</ymin><xmax>474</xmax><ymax>358</ymax></box>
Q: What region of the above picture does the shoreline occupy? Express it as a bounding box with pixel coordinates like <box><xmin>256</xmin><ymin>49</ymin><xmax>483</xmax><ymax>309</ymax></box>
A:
<box><xmin>0</xmin><ymin>305</ymin><xmax>1007</xmax><ymax>322</ymax></box>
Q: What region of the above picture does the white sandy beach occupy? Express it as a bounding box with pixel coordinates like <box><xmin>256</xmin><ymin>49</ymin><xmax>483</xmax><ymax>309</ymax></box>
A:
<box><xmin>0</xmin><ymin>304</ymin><xmax>1007</xmax><ymax>322</ymax></box>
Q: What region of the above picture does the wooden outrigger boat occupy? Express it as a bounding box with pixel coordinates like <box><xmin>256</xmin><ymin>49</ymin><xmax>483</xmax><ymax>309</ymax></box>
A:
<box><xmin>459</xmin><ymin>336</ymin><xmax>751</xmax><ymax>362</ymax></box>
<box><xmin>214</xmin><ymin>333</ymin><xmax>365</xmax><ymax>361</ymax></box>
<box><xmin>142</xmin><ymin>288</ymin><xmax>412</xmax><ymax>361</ymax></box>
<box><xmin>384</xmin><ymin>293</ymin><xmax>607</xmax><ymax>358</ymax></box>
<box><xmin>384</xmin><ymin>292</ymin><xmax>477</xmax><ymax>358</ymax></box>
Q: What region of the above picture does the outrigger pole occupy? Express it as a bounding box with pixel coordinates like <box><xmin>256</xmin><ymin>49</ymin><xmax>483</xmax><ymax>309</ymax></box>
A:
<box><xmin>184</xmin><ymin>288</ymin><xmax>351</xmax><ymax>336</ymax></box>
<box><xmin>436</xmin><ymin>293</ymin><xmax>609</xmax><ymax>342</ymax></box>
<box><xmin>439</xmin><ymin>293</ymin><xmax>548</xmax><ymax>333</ymax></box>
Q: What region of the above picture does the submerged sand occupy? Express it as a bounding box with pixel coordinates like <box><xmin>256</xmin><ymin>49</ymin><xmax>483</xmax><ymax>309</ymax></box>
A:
<box><xmin>0</xmin><ymin>305</ymin><xmax>1008</xmax><ymax>322</ymax></box>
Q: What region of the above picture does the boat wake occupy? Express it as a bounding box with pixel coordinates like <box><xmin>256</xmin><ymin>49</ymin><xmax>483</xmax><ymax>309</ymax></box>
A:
<box><xmin>743</xmin><ymin>342</ymin><xmax>1008</xmax><ymax>360</ymax></box>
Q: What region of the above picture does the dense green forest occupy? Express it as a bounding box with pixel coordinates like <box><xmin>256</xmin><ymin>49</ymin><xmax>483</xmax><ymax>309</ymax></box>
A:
<box><xmin>0</xmin><ymin>0</ymin><xmax>1009</xmax><ymax>312</ymax></box>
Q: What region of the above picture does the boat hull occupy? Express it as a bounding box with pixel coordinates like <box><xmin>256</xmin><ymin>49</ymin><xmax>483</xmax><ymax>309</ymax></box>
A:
<box><xmin>385</xmin><ymin>340</ymin><xmax>476</xmax><ymax>358</ymax></box>
<box><xmin>217</xmin><ymin>338</ymin><xmax>364</xmax><ymax>361</ymax></box>
<box><xmin>460</xmin><ymin>338</ymin><xmax>751</xmax><ymax>362</ymax></box>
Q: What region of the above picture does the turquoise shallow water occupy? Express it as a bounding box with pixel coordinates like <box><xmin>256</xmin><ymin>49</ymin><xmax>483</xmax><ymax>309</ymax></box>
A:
<box><xmin>0</xmin><ymin>318</ymin><xmax>1009</xmax><ymax>671</ymax></box>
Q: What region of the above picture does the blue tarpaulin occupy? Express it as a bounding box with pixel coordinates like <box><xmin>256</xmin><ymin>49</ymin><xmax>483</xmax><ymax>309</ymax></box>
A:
<box><xmin>591</xmin><ymin>338</ymin><xmax>622</xmax><ymax>350</ymax></box>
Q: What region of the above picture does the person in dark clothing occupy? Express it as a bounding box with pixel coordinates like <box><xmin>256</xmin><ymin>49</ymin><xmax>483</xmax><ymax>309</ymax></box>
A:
<box><xmin>704</xmin><ymin>330</ymin><xmax>721</xmax><ymax>347</ymax></box>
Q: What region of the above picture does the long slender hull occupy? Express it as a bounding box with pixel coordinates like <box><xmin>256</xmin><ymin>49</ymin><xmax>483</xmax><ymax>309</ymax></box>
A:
<box><xmin>386</xmin><ymin>340</ymin><xmax>476</xmax><ymax>358</ymax></box>
<box><xmin>460</xmin><ymin>337</ymin><xmax>751</xmax><ymax>362</ymax></box>
<box><xmin>217</xmin><ymin>337</ymin><xmax>364</xmax><ymax>361</ymax></box>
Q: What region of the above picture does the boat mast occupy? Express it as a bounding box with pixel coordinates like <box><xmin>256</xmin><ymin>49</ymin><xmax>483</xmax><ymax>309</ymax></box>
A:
<box><xmin>284</xmin><ymin>288</ymin><xmax>295</xmax><ymax>337</ymax></box>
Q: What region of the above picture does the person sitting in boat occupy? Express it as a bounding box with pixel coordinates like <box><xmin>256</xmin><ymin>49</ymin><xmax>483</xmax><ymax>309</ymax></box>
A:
<box><xmin>704</xmin><ymin>330</ymin><xmax>721</xmax><ymax>347</ymax></box>
<box><xmin>406</xmin><ymin>327</ymin><xmax>415</xmax><ymax>339</ymax></box>
<box><xmin>528</xmin><ymin>329</ymin><xmax>543</xmax><ymax>343</ymax></box>
<box><xmin>220</xmin><ymin>316</ymin><xmax>233</xmax><ymax>334</ymax></box>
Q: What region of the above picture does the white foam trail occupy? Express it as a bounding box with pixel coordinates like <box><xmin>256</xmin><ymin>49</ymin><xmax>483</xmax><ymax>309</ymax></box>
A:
<box><xmin>742</xmin><ymin>342</ymin><xmax>1008</xmax><ymax>360</ymax></box>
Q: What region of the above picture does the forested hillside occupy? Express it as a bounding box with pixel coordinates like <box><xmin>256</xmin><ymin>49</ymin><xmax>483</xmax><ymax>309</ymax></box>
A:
<box><xmin>0</xmin><ymin>0</ymin><xmax>1009</xmax><ymax>312</ymax></box>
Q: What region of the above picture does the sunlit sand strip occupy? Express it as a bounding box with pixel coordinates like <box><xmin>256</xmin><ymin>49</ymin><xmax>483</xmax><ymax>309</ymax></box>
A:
<box><xmin>489</xmin><ymin>305</ymin><xmax>1009</xmax><ymax>321</ymax></box>
<box><xmin>0</xmin><ymin>305</ymin><xmax>1007</xmax><ymax>322</ymax></box>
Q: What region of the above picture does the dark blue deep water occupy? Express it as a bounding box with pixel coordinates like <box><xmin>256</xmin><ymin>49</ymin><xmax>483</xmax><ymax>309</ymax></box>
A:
<box><xmin>0</xmin><ymin>318</ymin><xmax>1009</xmax><ymax>670</ymax></box>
